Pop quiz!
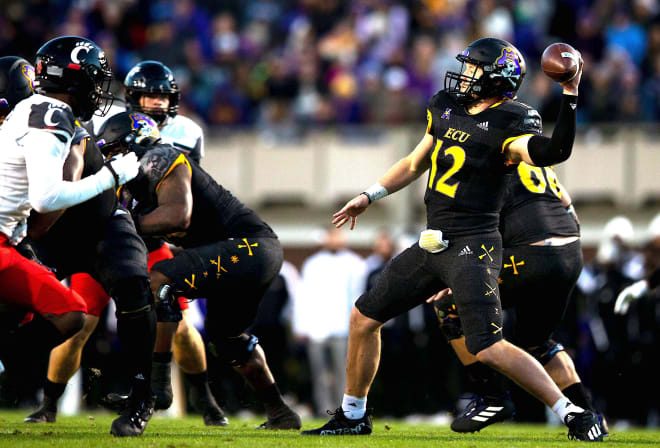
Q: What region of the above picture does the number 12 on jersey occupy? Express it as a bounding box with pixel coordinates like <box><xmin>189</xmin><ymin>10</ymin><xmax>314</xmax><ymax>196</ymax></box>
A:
<box><xmin>428</xmin><ymin>139</ymin><xmax>466</xmax><ymax>198</ymax></box>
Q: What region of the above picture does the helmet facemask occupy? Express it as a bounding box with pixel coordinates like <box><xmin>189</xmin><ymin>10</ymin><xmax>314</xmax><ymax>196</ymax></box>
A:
<box><xmin>96</xmin><ymin>111</ymin><xmax>160</xmax><ymax>158</ymax></box>
<box><xmin>444</xmin><ymin>56</ymin><xmax>487</xmax><ymax>106</ymax></box>
<box><xmin>445</xmin><ymin>39</ymin><xmax>526</xmax><ymax>106</ymax></box>
<box><xmin>124</xmin><ymin>61</ymin><xmax>180</xmax><ymax>126</ymax></box>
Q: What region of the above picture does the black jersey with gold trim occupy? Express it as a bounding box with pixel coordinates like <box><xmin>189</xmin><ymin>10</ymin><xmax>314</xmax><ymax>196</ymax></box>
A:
<box><xmin>127</xmin><ymin>142</ymin><xmax>275</xmax><ymax>247</ymax></box>
<box><xmin>424</xmin><ymin>90</ymin><xmax>542</xmax><ymax>237</ymax></box>
<box><xmin>500</xmin><ymin>163</ymin><xmax>579</xmax><ymax>246</ymax></box>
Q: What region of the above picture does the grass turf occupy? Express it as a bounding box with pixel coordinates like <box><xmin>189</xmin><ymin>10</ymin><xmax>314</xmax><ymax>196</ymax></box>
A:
<box><xmin>0</xmin><ymin>410</ymin><xmax>659</xmax><ymax>447</ymax></box>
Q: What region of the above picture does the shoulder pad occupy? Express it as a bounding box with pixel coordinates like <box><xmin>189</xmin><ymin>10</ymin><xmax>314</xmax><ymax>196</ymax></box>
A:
<box><xmin>501</xmin><ymin>101</ymin><xmax>543</xmax><ymax>135</ymax></box>
<box><xmin>428</xmin><ymin>90</ymin><xmax>450</xmax><ymax>109</ymax></box>
<box><xmin>72</xmin><ymin>124</ymin><xmax>90</xmax><ymax>146</ymax></box>
<box><xmin>28</xmin><ymin>102</ymin><xmax>75</xmax><ymax>143</ymax></box>
<box><xmin>139</xmin><ymin>143</ymin><xmax>191</xmax><ymax>195</ymax></box>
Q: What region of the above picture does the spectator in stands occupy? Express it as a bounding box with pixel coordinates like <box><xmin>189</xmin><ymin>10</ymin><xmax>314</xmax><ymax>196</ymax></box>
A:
<box><xmin>292</xmin><ymin>227</ymin><xmax>366</xmax><ymax>416</ymax></box>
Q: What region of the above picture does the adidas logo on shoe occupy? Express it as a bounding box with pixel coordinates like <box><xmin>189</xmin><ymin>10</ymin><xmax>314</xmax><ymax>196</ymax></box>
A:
<box><xmin>471</xmin><ymin>406</ymin><xmax>505</xmax><ymax>422</ymax></box>
<box><xmin>458</xmin><ymin>246</ymin><xmax>473</xmax><ymax>256</ymax></box>
<box><xmin>587</xmin><ymin>423</ymin><xmax>603</xmax><ymax>441</ymax></box>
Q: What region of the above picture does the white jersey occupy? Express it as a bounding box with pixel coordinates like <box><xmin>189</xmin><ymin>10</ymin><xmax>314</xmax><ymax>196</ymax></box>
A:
<box><xmin>93</xmin><ymin>107</ymin><xmax>204</xmax><ymax>163</ymax></box>
<box><xmin>0</xmin><ymin>94</ymin><xmax>75</xmax><ymax>242</ymax></box>
<box><xmin>160</xmin><ymin>114</ymin><xmax>204</xmax><ymax>163</ymax></box>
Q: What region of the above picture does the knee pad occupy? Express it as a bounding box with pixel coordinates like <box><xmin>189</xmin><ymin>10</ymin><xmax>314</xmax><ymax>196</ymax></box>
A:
<box><xmin>527</xmin><ymin>339</ymin><xmax>565</xmax><ymax>365</ymax></box>
<box><xmin>209</xmin><ymin>333</ymin><xmax>259</xmax><ymax>367</ymax></box>
<box><xmin>433</xmin><ymin>294</ymin><xmax>463</xmax><ymax>341</ymax></box>
<box><xmin>113</xmin><ymin>276</ymin><xmax>153</xmax><ymax>319</ymax></box>
<box><xmin>154</xmin><ymin>284</ymin><xmax>182</xmax><ymax>323</ymax></box>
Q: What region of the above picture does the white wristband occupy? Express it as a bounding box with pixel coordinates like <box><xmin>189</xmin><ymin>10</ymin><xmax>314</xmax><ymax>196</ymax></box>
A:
<box><xmin>362</xmin><ymin>183</ymin><xmax>388</xmax><ymax>204</ymax></box>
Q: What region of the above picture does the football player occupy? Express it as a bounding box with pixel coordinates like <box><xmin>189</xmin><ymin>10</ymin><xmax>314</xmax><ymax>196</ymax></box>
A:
<box><xmin>34</xmin><ymin>60</ymin><xmax>225</xmax><ymax>426</ymax></box>
<box><xmin>4</xmin><ymin>37</ymin><xmax>156</xmax><ymax>438</ymax></box>
<box><xmin>0</xmin><ymin>54</ymin><xmax>89</xmax><ymax>394</ymax></box>
<box><xmin>430</xmin><ymin>164</ymin><xmax>608</xmax><ymax>435</ymax></box>
<box><xmin>0</xmin><ymin>36</ymin><xmax>140</xmax><ymax>397</ymax></box>
<box><xmin>96</xmin><ymin>111</ymin><xmax>302</xmax><ymax>430</ymax></box>
<box><xmin>302</xmin><ymin>37</ymin><xmax>603</xmax><ymax>442</ymax></box>
<box><xmin>123</xmin><ymin>61</ymin><xmax>223</xmax><ymax>423</ymax></box>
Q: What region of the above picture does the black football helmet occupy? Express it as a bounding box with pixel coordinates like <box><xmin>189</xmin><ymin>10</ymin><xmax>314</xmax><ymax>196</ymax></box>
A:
<box><xmin>124</xmin><ymin>61</ymin><xmax>180</xmax><ymax>125</ymax></box>
<box><xmin>445</xmin><ymin>37</ymin><xmax>526</xmax><ymax>105</ymax></box>
<box><xmin>96</xmin><ymin>111</ymin><xmax>160</xmax><ymax>158</ymax></box>
<box><xmin>0</xmin><ymin>56</ymin><xmax>35</xmax><ymax>117</ymax></box>
<box><xmin>34</xmin><ymin>36</ymin><xmax>113</xmax><ymax>121</ymax></box>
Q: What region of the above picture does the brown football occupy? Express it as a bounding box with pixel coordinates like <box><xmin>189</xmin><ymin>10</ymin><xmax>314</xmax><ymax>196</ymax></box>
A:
<box><xmin>541</xmin><ymin>43</ymin><xmax>580</xmax><ymax>82</ymax></box>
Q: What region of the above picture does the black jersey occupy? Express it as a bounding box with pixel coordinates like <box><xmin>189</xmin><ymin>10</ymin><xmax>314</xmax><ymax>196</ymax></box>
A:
<box><xmin>37</xmin><ymin>123</ymin><xmax>117</xmax><ymax>242</ymax></box>
<box><xmin>126</xmin><ymin>142</ymin><xmax>276</xmax><ymax>247</ymax></box>
<box><xmin>424</xmin><ymin>91</ymin><xmax>542</xmax><ymax>237</ymax></box>
<box><xmin>499</xmin><ymin>163</ymin><xmax>579</xmax><ymax>246</ymax></box>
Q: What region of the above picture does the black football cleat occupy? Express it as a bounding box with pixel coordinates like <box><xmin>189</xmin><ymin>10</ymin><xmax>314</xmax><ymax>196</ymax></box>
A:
<box><xmin>203</xmin><ymin>406</ymin><xmax>229</xmax><ymax>427</ymax></box>
<box><xmin>24</xmin><ymin>404</ymin><xmax>56</xmax><ymax>423</ymax></box>
<box><xmin>188</xmin><ymin>381</ymin><xmax>229</xmax><ymax>426</ymax></box>
<box><xmin>256</xmin><ymin>406</ymin><xmax>302</xmax><ymax>430</ymax></box>
<box><xmin>151</xmin><ymin>361</ymin><xmax>173</xmax><ymax>410</ymax></box>
<box><xmin>301</xmin><ymin>408</ymin><xmax>372</xmax><ymax>435</ymax></box>
<box><xmin>566</xmin><ymin>410</ymin><xmax>604</xmax><ymax>442</ymax></box>
<box><xmin>102</xmin><ymin>392</ymin><xmax>129</xmax><ymax>411</ymax></box>
<box><xmin>451</xmin><ymin>394</ymin><xmax>515</xmax><ymax>433</ymax></box>
<box><xmin>110</xmin><ymin>394</ymin><xmax>155</xmax><ymax>437</ymax></box>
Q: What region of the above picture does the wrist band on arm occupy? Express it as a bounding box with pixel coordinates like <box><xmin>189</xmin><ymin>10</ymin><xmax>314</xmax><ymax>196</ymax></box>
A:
<box><xmin>362</xmin><ymin>183</ymin><xmax>388</xmax><ymax>204</ymax></box>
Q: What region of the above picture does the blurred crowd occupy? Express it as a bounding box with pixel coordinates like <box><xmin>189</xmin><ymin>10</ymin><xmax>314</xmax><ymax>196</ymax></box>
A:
<box><xmin>2</xmin><ymin>0</ymin><xmax>660</xmax><ymax>134</ymax></box>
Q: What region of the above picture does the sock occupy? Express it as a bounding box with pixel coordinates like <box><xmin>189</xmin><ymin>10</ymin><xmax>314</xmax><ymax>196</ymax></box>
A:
<box><xmin>185</xmin><ymin>371</ymin><xmax>220</xmax><ymax>410</ymax></box>
<box><xmin>185</xmin><ymin>370</ymin><xmax>208</xmax><ymax>389</ymax></box>
<box><xmin>116</xmin><ymin>307</ymin><xmax>157</xmax><ymax>399</ymax></box>
<box><xmin>562</xmin><ymin>382</ymin><xmax>596</xmax><ymax>412</ymax></box>
<box><xmin>43</xmin><ymin>380</ymin><xmax>66</xmax><ymax>411</ymax></box>
<box><xmin>153</xmin><ymin>351</ymin><xmax>173</xmax><ymax>363</ymax></box>
<box><xmin>255</xmin><ymin>383</ymin><xmax>287</xmax><ymax>418</ymax></box>
<box><xmin>552</xmin><ymin>396</ymin><xmax>585</xmax><ymax>423</ymax></box>
<box><xmin>342</xmin><ymin>394</ymin><xmax>366</xmax><ymax>420</ymax></box>
<box><xmin>465</xmin><ymin>362</ymin><xmax>506</xmax><ymax>399</ymax></box>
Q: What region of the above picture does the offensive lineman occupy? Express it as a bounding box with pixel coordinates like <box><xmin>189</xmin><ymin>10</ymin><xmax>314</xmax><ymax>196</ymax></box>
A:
<box><xmin>30</xmin><ymin>60</ymin><xmax>226</xmax><ymax>426</ymax></box>
<box><xmin>96</xmin><ymin>111</ymin><xmax>302</xmax><ymax>430</ymax></box>
<box><xmin>302</xmin><ymin>37</ymin><xmax>603</xmax><ymax>442</ymax></box>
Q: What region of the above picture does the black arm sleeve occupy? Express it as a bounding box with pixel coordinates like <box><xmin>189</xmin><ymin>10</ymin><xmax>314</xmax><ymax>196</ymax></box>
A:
<box><xmin>527</xmin><ymin>94</ymin><xmax>578</xmax><ymax>166</ymax></box>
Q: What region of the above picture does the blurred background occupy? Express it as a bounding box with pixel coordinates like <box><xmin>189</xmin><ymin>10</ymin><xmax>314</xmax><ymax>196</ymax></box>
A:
<box><xmin>1</xmin><ymin>0</ymin><xmax>659</xmax><ymax>429</ymax></box>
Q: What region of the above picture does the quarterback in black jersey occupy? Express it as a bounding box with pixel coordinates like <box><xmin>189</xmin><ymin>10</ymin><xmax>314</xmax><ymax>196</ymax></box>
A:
<box><xmin>303</xmin><ymin>37</ymin><xmax>603</xmax><ymax>442</ymax></box>
<box><xmin>431</xmin><ymin>164</ymin><xmax>607</xmax><ymax>435</ymax></box>
<box><xmin>96</xmin><ymin>111</ymin><xmax>302</xmax><ymax>430</ymax></box>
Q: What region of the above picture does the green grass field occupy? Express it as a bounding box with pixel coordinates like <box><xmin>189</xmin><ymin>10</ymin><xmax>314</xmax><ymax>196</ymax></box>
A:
<box><xmin>1</xmin><ymin>410</ymin><xmax>659</xmax><ymax>447</ymax></box>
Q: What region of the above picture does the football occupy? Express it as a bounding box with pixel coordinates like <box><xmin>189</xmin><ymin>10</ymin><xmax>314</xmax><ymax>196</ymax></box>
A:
<box><xmin>541</xmin><ymin>43</ymin><xmax>580</xmax><ymax>82</ymax></box>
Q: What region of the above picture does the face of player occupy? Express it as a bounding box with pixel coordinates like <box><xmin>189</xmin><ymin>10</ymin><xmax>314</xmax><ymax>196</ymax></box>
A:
<box><xmin>139</xmin><ymin>93</ymin><xmax>169</xmax><ymax>112</ymax></box>
<box><xmin>460</xmin><ymin>62</ymin><xmax>483</xmax><ymax>93</ymax></box>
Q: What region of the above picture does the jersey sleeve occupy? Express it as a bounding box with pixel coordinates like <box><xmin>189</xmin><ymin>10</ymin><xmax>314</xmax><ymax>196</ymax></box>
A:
<box><xmin>501</xmin><ymin>105</ymin><xmax>543</xmax><ymax>152</ymax></box>
<box><xmin>140</xmin><ymin>145</ymin><xmax>192</xmax><ymax>196</ymax></box>
<box><xmin>28</xmin><ymin>102</ymin><xmax>75</xmax><ymax>143</ymax></box>
<box><xmin>72</xmin><ymin>123</ymin><xmax>90</xmax><ymax>146</ymax></box>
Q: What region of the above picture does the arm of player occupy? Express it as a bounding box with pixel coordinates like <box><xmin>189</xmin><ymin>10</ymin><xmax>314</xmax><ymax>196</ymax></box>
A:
<box><xmin>505</xmin><ymin>54</ymin><xmax>584</xmax><ymax>167</ymax></box>
<box><xmin>27</xmin><ymin>137</ymin><xmax>86</xmax><ymax>239</ymax></box>
<box><xmin>25</xmin><ymin>131</ymin><xmax>139</xmax><ymax>213</ymax></box>
<box><xmin>135</xmin><ymin>163</ymin><xmax>193</xmax><ymax>236</ymax></box>
<box><xmin>332</xmin><ymin>133</ymin><xmax>434</xmax><ymax>229</ymax></box>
